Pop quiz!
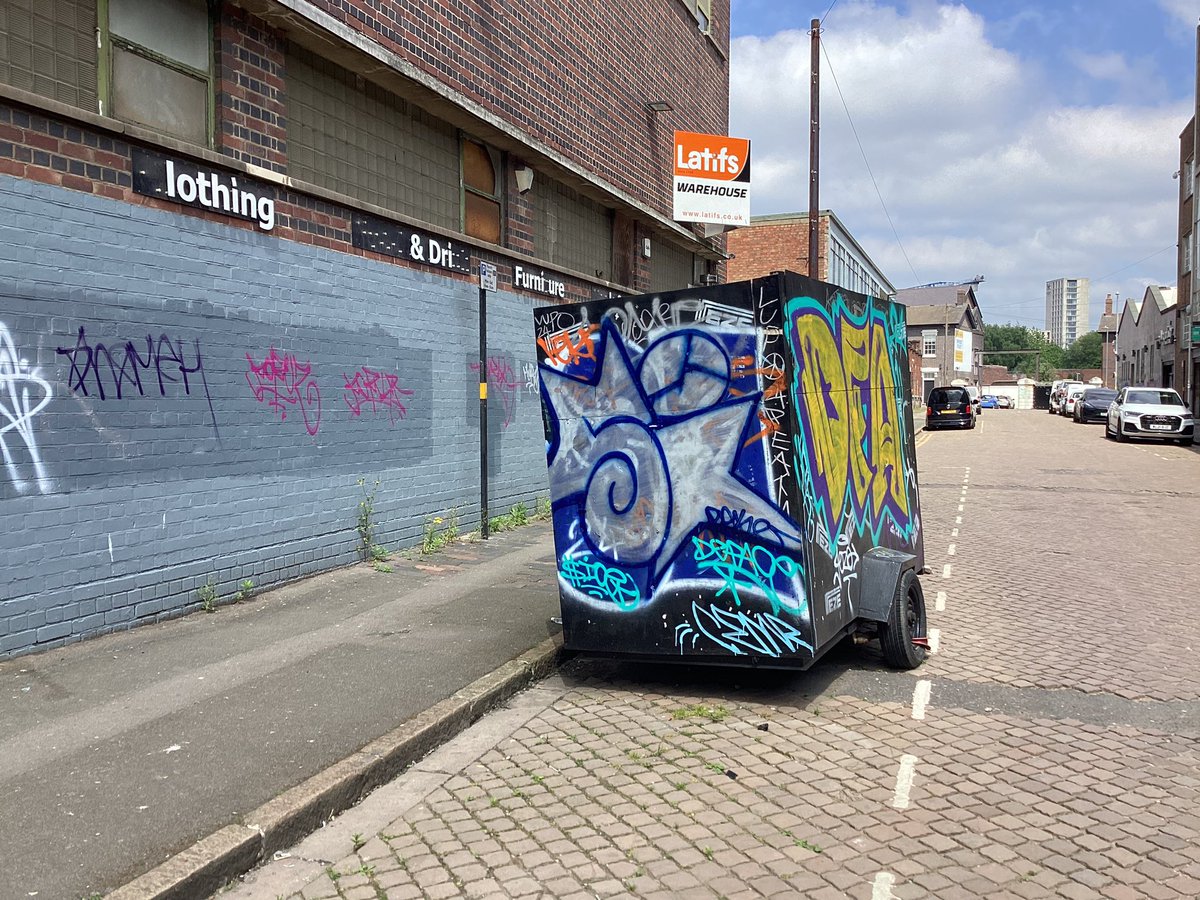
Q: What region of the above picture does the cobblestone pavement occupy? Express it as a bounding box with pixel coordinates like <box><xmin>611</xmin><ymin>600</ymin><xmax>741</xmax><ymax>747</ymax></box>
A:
<box><xmin>224</xmin><ymin>411</ymin><xmax>1200</xmax><ymax>899</ymax></box>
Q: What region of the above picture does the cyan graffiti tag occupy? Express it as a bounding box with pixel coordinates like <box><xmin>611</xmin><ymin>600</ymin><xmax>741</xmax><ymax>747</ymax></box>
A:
<box><xmin>675</xmin><ymin>602</ymin><xmax>812</xmax><ymax>658</ymax></box>
<box><xmin>691</xmin><ymin>536</ymin><xmax>799</xmax><ymax>614</ymax></box>
<box><xmin>560</xmin><ymin>551</ymin><xmax>641</xmax><ymax>609</ymax></box>
<box><xmin>784</xmin><ymin>294</ymin><xmax>914</xmax><ymax>546</ymax></box>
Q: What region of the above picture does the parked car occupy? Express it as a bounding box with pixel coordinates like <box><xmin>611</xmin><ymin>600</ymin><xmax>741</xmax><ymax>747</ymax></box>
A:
<box><xmin>966</xmin><ymin>384</ymin><xmax>983</xmax><ymax>416</ymax></box>
<box><xmin>926</xmin><ymin>385</ymin><xmax>976</xmax><ymax>430</ymax></box>
<box><xmin>1105</xmin><ymin>387</ymin><xmax>1195</xmax><ymax>445</ymax></box>
<box><xmin>1062</xmin><ymin>386</ymin><xmax>1086</xmax><ymax>417</ymax></box>
<box><xmin>980</xmin><ymin>394</ymin><xmax>999</xmax><ymax>409</ymax></box>
<box><xmin>1073</xmin><ymin>387</ymin><xmax>1116</xmax><ymax>423</ymax></box>
<box><xmin>1049</xmin><ymin>380</ymin><xmax>1083</xmax><ymax>414</ymax></box>
<box><xmin>996</xmin><ymin>396</ymin><xmax>1012</xmax><ymax>409</ymax></box>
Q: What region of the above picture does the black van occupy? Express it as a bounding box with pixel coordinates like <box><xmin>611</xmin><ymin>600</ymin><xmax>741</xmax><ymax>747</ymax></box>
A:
<box><xmin>925</xmin><ymin>386</ymin><xmax>976</xmax><ymax>430</ymax></box>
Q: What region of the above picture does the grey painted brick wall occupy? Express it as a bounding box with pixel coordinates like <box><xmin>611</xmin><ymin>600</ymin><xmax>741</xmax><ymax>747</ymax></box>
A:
<box><xmin>0</xmin><ymin>176</ymin><xmax>548</xmax><ymax>657</ymax></box>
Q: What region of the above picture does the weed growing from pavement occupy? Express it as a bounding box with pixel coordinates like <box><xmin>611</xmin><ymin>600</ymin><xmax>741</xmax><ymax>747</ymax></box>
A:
<box><xmin>672</xmin><ymin>703</ymin><xmax>729</xmax><ymax>723</ymax></box>
<box><xmin>197</xmin><ymin>578</ymin><xmax>218</xmax><ymax>613</ymax></box>
<box><xmin>705</xmin><ymin>762</ymin><xmax>725</xmax><ymax>774</ymax></box>
<box><xmin>703</xmin><ymin>846</ymin><xmax>715</xmax><ymax>860</ymax></box>
<box><xmin>232</xmin><ymin>578</ymin><xmax>255</xmax><ymax>603</ymax></box>
<box><xmin>795</xmin><ymin>838</ymin><xmax>823</xmax><ymax>853</ymax></box>
<box><xmin>356</xmin><ymin>478</ymin><xmax>382</xmax><ymax>560</ymax></box>
<box><xmin>351</xmin><ymin>832</ymin><xmax>365</xmax><ymax>851</ymax></box>
<box><xmin>488</xmin><ymin>501</ymin><xmax>528</xmax><ymax>534</ymax></box>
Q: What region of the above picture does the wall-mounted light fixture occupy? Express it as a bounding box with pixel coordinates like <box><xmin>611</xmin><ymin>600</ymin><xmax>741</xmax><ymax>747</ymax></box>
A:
<box><xmin>645</xmin><ymin>100</ymin><xmax>673</xmax><ymax>113</ymax></box>
<box><xmin>514</xmin><ymin>164</ymin><xmax>534</xmax><ymax>194</ymax></box>
<box><xmin>642</xmin><ymin>237</ymin><xmax>652</xmax><ymax>258</ymax></box>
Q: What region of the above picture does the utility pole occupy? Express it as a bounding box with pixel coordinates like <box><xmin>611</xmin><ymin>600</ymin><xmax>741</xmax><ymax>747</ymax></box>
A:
<box><xmin>808</xmin><ymin>18</ymin><xmax>821</xmax><ymax>278</ymax></box>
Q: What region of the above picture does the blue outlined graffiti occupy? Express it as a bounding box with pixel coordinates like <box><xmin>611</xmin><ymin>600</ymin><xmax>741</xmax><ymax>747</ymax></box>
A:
<box><xmin>538</xmin><ymin>312</ymin><xmax>809</xmax><ymax>655</ymax></box>
<box><xmin>784</xmin><ymin>293</ymin><xmax>915</xmax><ymax>549</ymax></box>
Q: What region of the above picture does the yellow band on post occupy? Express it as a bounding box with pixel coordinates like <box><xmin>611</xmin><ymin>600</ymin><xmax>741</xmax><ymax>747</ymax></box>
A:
<box><xmin>480</xmin><ymin>383</ymin><xmax>488</xmax><ymax>399</ymax></box>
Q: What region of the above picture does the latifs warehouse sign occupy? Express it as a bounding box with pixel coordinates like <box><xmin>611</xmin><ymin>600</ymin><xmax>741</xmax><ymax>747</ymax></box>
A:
<box><xmin>672</xmin><ymin>130</ymin><xmax>751</xmax><ymax>227</ymax></box>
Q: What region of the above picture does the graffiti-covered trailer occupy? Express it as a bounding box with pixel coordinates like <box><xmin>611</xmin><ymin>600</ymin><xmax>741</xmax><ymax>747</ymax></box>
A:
<box><xmin>533</xmin><ymin>272</ymin><xmax>928</xmax><ymax>669</ymax></box>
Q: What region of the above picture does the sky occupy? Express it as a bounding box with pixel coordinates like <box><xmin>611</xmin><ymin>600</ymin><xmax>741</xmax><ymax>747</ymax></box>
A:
<box><xmin>728</xmin><ymin>0</ymin><xmax>1200</xmax><ymax>332</ymax></box>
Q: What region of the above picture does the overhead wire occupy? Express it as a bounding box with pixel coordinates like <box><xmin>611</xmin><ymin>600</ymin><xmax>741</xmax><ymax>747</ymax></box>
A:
<box><xmin>819</xmin><ymin>40</ymin><xmax>919</xmax><ymax>282</ymax></box>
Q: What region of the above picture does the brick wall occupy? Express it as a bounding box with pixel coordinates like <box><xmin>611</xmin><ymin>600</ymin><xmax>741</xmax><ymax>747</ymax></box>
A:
<box><xmin>299</xmin><ymin>0</ymin><xmax>730</xmax><ymax>219</ymax></box>
<box><xmin>216</xmin><ymin>5</ymin><xmax>288</xmax><ymax>173</ymax></box>
<box><xmin>726</xmin><ymin>217</ymin><xmax>826</xmax><ymax>283</ymax></box>
<box><xmin>0</xmin><ymin>174</ymin><xmax>549</xmax><ymax>657</ymax></box>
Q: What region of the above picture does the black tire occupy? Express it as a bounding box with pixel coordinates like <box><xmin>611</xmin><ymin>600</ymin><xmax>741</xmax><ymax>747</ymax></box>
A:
<box><xmin>880</xmin><ymin>570</ymin><xmax>928</xmax><ymax>670</ymax></box>
<box><xmin>1105</xmin><ymin>420</ymin><xmax>1115</xmax><ymax>440</ymax></box>
<box><xmin>1115</xmin><ymin>424</ymin><xmax>1126</xmax><ymax>443</ymax></box>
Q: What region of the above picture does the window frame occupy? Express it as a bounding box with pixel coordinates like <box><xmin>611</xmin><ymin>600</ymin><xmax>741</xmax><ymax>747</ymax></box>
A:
<box><xmin>921</xmin><ymin>331</ymin><xmax>937</xmax><ymax>358</ymax></box>
<box><xmin>459</xmin><ymin>134</ymin><xmax>505</xmax><ymax>246</ymax></box>
<box><xmin>96</xmin><ymin>0</ymin><xmax>216</xmax><ymax>147</ymax></box>
<box><xmin>677</xmin><ymin>0</ymin><xmax>712</xmax><ymax>34</ymax></box>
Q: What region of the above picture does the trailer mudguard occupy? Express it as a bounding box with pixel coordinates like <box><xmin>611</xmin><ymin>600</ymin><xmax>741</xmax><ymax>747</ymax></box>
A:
<box><xmin>856</xmin><ymin>546</ymin><xmax>920</xmax><ymax>623</ymax></box>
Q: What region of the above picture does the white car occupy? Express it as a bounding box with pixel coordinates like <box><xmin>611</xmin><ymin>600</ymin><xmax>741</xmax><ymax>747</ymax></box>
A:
<box><xmin>1105</xmin><ymin>387</ymin><xmax>1195</xmax><ymax>446</ymax></box>
<box><xmin>1062</xmin><ymin>387</ymin><xmax>1085</xmax><ymax>417</ymax></box>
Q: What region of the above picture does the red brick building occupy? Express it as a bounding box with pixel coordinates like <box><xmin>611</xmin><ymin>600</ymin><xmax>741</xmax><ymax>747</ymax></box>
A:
<box><xmin>726</xmin><ymin>210</ymin><xmax>894</xmax><ymax>299</ymax></box>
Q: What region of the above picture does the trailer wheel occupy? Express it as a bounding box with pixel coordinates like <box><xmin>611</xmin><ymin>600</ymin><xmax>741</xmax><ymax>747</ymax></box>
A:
<box><xmin>880</xmin><ymin>570</ymin><xmax>928</xmax><ymax>670</ymax></box>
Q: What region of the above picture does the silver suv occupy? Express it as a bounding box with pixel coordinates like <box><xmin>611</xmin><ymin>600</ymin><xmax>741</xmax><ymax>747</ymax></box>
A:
<box><xmin>1105</xmin><ymin>387</ymin><xmax>1195</xmax><ymax>446</ymax></box>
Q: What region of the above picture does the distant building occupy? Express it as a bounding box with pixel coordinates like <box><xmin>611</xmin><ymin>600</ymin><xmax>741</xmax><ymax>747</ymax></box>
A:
<box><xmin>1096</xmin><ymin>294</ymin><xmax>1119</xmax><ymax>388</ymax></box>
<box><xmin>725</xmin><ymin>211</ymin><xmax>895</xmax><ymax>299</ymax></box>
<box><xmin>1045</xmin><ymin>277</ymin><xmax>1090</xmax><ymax>348</ymax></box>
<box><xmin>895</xmin><ymin>283</ymin><xmax>985</xmax><ymax>399</ymax></box>
<box><xmin>1178</xmin><ymin>98</ymin><xmax>1196</xmax><ymax>414</ymax></box>
<box><xmin>1116</xmin><ymin>287</ymin><xmax>1177</xmax><ymax>387</ymax></box>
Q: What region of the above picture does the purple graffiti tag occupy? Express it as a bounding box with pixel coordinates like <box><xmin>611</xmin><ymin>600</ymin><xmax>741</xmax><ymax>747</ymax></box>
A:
<box><xmin>470</xmin><ymin>356</ymin><xmax>520</xmax><ymax>428</ymax></box>
<box><xmin>245</xmin><ymin>348</ymin><xmax>321</xmax><ymax>435</ymax></box>
<box><xmin>55</xmin><ymin>325</ymin><xmax>220</xmax><ymax>439</ymax></box>
<box><xmin>343</xmin><ymin>366</ymin><xmax>414</xmax><ymax>425</ymax></box>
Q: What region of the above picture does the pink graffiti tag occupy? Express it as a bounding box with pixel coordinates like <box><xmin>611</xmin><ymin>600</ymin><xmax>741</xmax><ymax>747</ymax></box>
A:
<box><xmin>471</xmin><ymin>356</ymin><xmax>520</xmax><ymax>428</ymax></box>
<box><xmin>245</xmin><ymin>348</ymin><xmax>322</xmax><ymax>435</ymax></box>
<box><xmin>343</xmin><ymin>366</ymin><xmax>414</xmax><ymax>425</ymax></box>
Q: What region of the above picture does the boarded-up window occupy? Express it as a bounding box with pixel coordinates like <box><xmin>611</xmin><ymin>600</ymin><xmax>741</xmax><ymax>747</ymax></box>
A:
<box><xmin>533</xmin><ymin>179</ymin><xmax>613</xmax><ymax>280</ymax></box>
<box><xmin>105</xmin><ymin>0</ymin><xmax>211</xmax><ymax>145</ymax></box>
<box><xmin>287</xmin><ymin>46</ymin><xmax>460</xmax><ymax>229</ymax></box>
<box><xmin>649</xmin><ymin>238</ymin><xmax>695</xmax><ymax>293</ymax></box>
<box><xmin>0</xmin><ymin>0</ymin><xmax>98</xmax><ymax>110</ymax></box>
<box><xmin>462</xmin><ymin>138</ymin><xmax>502</xmax><ymax>244</ymax></box>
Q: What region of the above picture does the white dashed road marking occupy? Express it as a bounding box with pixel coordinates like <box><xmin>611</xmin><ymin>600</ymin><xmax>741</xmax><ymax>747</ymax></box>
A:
<box><xmin>911</xmin><ymin>679</ymin><xmax>931</xmax><ymax>720</ymax></box>
<box><xmin>935</xmin><ymin>590</ymin><xmax>946</xmax><ymax>611</ymax></box>
<box><xmin>951</xmin><ymin>527</ymin><xmax>959</xmax><ymax>537</ymax></box>
<box><xmin>947</xmin><ymin>544</ymin><xmax>956</xmax><ymax>555</ymax></box>
<box><xmin>872</xmin><ymin>872</ymin><xmax>896</xmax><ymax>899</ymax></box>
<box><xmin>892</xmin><ymin>755</ymin><xmax>919</xmax><ymax>809</ymax></box>
<box><xmin>942</xmin><ymin>564</ymin><xmax>952</xmax><ymax>579</ymax></box>
<box><xmin>928</xmin><ymin>628</ymin><xmax>940</xmax><ymax>654</ymax></box>
<box><xmin>955</xmin><ymin>516</ymin><xmax>962</xmax><ymax>525</ymax></box>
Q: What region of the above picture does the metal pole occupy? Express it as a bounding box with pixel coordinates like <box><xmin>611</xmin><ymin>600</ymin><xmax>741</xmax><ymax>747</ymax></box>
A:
<box><xmin>479</xmin><ymin>284</ymin><xmax>489</xmax><ymax>540</ymax></box>
<box><xmin>808</xmin><ymin>18</ymin><xmax>821</xmax><ymax>278</ymax></box>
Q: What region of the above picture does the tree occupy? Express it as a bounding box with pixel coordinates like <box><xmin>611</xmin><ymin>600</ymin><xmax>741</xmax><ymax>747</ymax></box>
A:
<box><xmin>982</xmin><ymin>323</ymin><xmax>1062</xmax><ymax>380</ymax></box>
<box><xmin>1061</xmin><ymin>331</ymin><xmax>1101</xmax><ymax>370</ymax></box>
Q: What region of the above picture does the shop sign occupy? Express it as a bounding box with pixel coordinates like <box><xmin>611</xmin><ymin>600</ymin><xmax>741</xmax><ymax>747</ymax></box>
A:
<box><xmin>352</xmin><ymin>213</ymin><xmax>471</xmax><ymax>274</ymax></box>
<box><xmin>132</xmin><ymin>148</ymin><xmax>275</xmax><ymax>231</ymax></box>
<box><xmin>672</xmin><ymin>130</ymin><xmax>751</xmax><ymax>226</ymax></box>
<box><xmin>514</xmin><ymin>265</ymin><xmax>566</xmax><ymax>298</ymax></box>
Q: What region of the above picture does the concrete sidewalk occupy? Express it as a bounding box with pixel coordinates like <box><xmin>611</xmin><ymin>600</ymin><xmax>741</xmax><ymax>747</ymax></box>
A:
<box><xmin>0</xmin><ymin>521</ymin><xmax>563</xmax><ymax>900</ymax></box>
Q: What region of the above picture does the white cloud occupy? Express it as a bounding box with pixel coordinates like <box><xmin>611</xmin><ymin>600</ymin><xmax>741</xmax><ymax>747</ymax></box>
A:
<box><xmin>1158</xmin><ymin>0</ymin><xmax>1200</xmax><ymax>27</ymax></box>
<box><xmin>730</xmin><ymin>1</ymin><xmax>1188</xmax><ymax>330</ymax></box>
